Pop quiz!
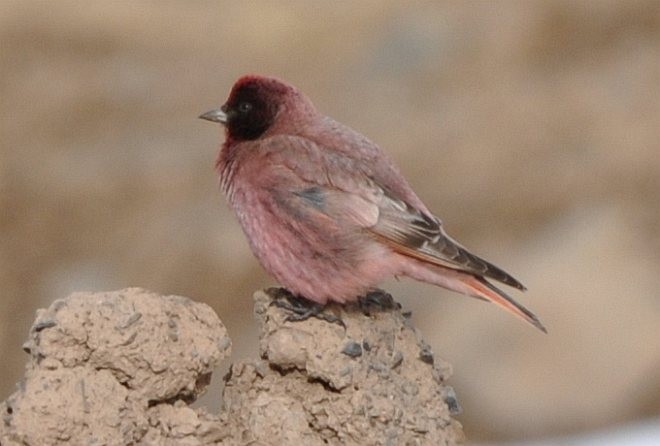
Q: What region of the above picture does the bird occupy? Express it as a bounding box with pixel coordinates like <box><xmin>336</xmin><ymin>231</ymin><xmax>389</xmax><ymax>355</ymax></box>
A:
<box><xmin>200</xmin><ymin>74</ymin><xmax>545</xmax><ymax>332</ymax></box>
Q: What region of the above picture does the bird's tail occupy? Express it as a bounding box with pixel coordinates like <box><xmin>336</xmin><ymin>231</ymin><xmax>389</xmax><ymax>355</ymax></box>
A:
<box><xmin>461</xmin><ymin>275</ymin><xmax>546</xmax><ymax>333</ymax></box>
<box><xmin>401</xmin><ymin>260</ymin><xmax>546</xmax><ymax>332</ymax></box>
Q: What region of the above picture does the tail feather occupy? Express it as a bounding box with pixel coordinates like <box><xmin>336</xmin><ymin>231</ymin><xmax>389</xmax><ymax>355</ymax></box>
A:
<box><xmin>400</xmin><ymin>259</ymin><xmax>546</xmax><ymax>332</ymax></box>
<box><xmin>464</xmin><ymin>276</ymin><xmax>546</xmax><ymax>333</ymax></box>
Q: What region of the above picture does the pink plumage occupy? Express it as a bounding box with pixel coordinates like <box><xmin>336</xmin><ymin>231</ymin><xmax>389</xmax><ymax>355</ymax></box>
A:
<box><xmin>200</xmin><ymin>74</ymin><xmax>545</xmax><ymax>332</ymax></box>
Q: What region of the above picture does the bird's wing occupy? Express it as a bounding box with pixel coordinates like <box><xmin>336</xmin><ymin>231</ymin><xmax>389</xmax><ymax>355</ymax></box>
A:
<box><xmin>257</xmin><ymin>135</ymin><xmax>525</xmax><ymax>290</ymax></box>
<box><xmin>369</xmin><ymin>190</ymin><xmax>526</xmax><ymax>290</ymax></box>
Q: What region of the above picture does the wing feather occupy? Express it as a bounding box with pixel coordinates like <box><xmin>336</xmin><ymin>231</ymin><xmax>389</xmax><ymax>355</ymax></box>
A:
<box><xmin>253</xmin><ymin>135</ymin><xmax>525</xmax><ymax>290</ymax></box>
<box><xmin>371</xmin><ymin>191</ymin><xmax>526</xmax><ymax>290</ymax></box>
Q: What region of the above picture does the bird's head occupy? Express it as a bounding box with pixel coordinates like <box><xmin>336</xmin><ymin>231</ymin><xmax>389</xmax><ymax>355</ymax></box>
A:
<box><xmin>200</xmin><ymin>75</ymin><xmax>315</xmax><ymax>142</ymax></box>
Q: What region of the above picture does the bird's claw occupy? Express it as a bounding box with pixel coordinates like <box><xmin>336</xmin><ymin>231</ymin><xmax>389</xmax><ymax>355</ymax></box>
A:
<box><xmin>357</xmin><ymin>289</ymin><xmax>399</xmax><ymax>315</ymax></box>
<box><xmin>269</xmin><ymin>288</ymin><xmax>345</xmax><ymax>327</ymax></box>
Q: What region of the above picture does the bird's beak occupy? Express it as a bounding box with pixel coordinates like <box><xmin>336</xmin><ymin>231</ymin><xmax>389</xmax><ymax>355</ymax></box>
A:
<box><xmin>199</xmin><ymin>108</ymin><xmax>228</xmax><ymax>124</ymax></box>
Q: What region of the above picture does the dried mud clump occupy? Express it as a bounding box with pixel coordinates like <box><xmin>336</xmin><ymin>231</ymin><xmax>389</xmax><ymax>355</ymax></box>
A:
<box><xmin>0</xmin><ymin>288</ymin><xmax>231</xmax><ymax>445</ymax></box>
<box><xmin>1</xmin><ymin>288</ymin><xmax>463</xmax><ymax>445</ymax></box>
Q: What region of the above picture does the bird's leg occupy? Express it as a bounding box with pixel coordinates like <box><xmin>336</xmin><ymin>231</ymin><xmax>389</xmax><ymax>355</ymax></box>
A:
<box><xmin>269</xmin><ymin>288</ymin><xmax>345</xmax><ymax>327</ymax></box>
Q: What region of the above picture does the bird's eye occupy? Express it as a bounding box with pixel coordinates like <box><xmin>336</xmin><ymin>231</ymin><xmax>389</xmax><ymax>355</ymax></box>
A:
<box><xmin>237</xmin><ymin>101</ymin><xmax>253</xmax><ymax>114</ymax></box>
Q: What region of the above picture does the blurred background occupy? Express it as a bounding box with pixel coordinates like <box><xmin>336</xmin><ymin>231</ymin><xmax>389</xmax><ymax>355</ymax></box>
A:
<box><xmin>1</xmin><ymin>1</ymin><xmax>659</xmax><ymax>443</ymax></box>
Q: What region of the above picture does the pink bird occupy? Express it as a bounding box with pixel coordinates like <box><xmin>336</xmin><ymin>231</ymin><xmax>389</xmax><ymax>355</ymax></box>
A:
<box><xmin>200</xmin><ymin>74</ymin><xmax>545</xmax><ymax>332</ymax></box>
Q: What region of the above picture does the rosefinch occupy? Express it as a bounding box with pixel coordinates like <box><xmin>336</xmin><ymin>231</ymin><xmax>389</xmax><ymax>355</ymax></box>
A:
<box><xmin>200</xmin><ymin>75</ymin><xmax>545</xmax><ymax>332</ymax></box>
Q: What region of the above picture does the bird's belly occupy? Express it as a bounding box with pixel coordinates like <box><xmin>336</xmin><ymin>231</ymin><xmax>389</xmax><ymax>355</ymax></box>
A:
<box><xmin>229</xmin><ymin>188</ymin><xmax>391</xmax><ymax>304</ymax></box>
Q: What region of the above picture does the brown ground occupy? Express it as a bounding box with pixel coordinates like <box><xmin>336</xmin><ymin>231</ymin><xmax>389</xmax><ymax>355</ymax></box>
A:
<box><xmin>1</xmin><ymin>288</ymin><xmax>462</xmax><ymax>445</ymax></box>
<box><xmin>1</xmin><ymin>1</ymin><xmax>659</xmax><ymax>442</ymax></box>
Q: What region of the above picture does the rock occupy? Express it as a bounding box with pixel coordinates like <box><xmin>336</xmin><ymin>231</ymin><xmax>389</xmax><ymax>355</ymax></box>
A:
<box><xmin>1</xmin><ymin>288</ymin><xmax>462</xmax><ymax>445</ymax></box>
<box><xmin>1</xmin><ymin>288</ymin><xmax>230</xmax><ymax>445</ymax></box>
<box><xmin>222</xmin><ymin>289</ymin><xmax>463</xmax><ymax>445</ymax></box>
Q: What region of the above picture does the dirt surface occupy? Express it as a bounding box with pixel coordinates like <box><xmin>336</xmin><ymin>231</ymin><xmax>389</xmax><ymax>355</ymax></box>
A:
<box><xmin>0</xmin><ymin>288</ymin><xmax>462</xmax><ymax>445</ymax></box>
<box><xmin>0</xmin><ymin>288</ymin><xmax>231</xmax><ymax>445</ymax></box>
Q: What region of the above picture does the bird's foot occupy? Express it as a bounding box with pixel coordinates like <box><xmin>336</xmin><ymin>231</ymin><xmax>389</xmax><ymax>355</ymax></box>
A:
<box><xmin>357</xmin><ymin>289</ymin><xmax>400</xmax><ymax>315</ymax></box>
<box><xmin>269</xmin><ymin>288</ymin><xmax>345</xmax><ymax>327</ymax></box>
